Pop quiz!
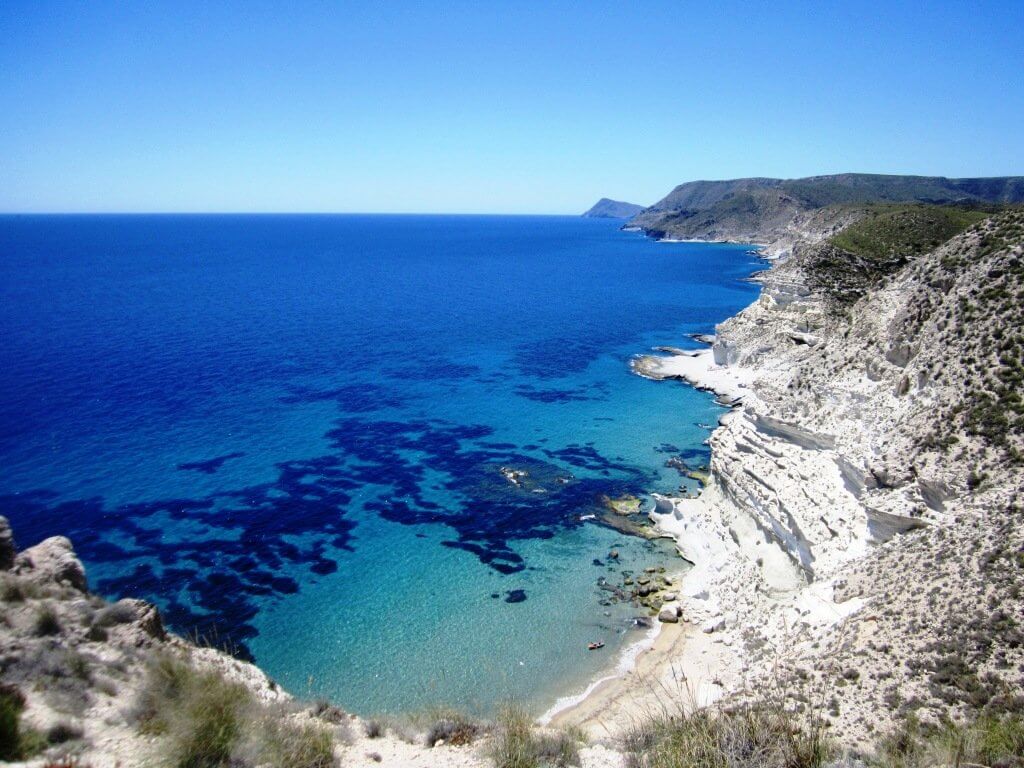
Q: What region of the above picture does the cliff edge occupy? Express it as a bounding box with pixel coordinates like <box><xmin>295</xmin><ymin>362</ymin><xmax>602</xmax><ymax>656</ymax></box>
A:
<box><xmin>0</xmin><ymin>518</ymin><xmax>621</xmax><ymax>766</ymax></box>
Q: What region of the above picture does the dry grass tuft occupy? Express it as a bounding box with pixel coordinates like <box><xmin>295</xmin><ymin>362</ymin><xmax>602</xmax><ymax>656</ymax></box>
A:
<box><xmin>134</xmin><ymin>655</ymin><xmax>338</xmax><ymax>768</ymax></box>
<box><xmin>621</xmin><ymin>700</ymin><xmax>831</xmax><ymax>768</ymax></box>
<box><xmin>424</xmin><ymin>709</ymin><xmax>482</xmax><ymax>747</ymax></box>
<box><xmin>871</xmin><ymin>712</ymin><xmax>1024</xmax><ymax>768</ymax></box>
<box><xmin>489</xmin><ymin>704</ymin><xmax>583</xmax><ymax>768</ymax></box>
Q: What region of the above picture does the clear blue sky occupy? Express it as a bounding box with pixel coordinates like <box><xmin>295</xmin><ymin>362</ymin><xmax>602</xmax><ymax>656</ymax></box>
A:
<box><xmin>2</xmin><ymin>1</ymin><xmax>1023</xmax><ymax>213</ymax></box>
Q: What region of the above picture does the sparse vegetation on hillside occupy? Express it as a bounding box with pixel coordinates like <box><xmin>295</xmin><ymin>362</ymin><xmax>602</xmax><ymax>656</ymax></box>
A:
<box><xmin>780</xmin><ymin>174</ymin><xmax>1023</xmax><ymax>208</ymax></box>
<box><xmin>620</xmin><ymin>701</ymin><xmax>832</xmax><ymax>768</ymax></box>
<box><xmin>907</xmin><ymin>208</ymin><xmax>1024</xmax><ymax>463</ymax></box>
<box><xmin>829</xmin><ymin>204</ymin><xmax>990</xmax><ymax>262</ymax></box>
<box><xmin>871</xmin><ymin>711</ymin><xmax>1024</xmax><ymax>768</ymax></box>
<box><xmin>423</xmin><ymin>708</ymin><xmax>482</xmax><ymax>747</ymax></box>
<box><xmin>955</xmin><ymin>210</ymin><xmax>1024</xmax><ymax>458</ymax></box>
<box><xmin>633</xmin><ymin>174</ymin><xmax>1024</xmax><ymax>243</ymax></box>
<box><xmin>617</xmin><ymin>696</ymin><xmax>1024</xmax><ymax>768</ymax></box>
<box><xmin>809</xmin><ymin>204</ymin><xmax>992</xmax><ymax>303</ymax></box>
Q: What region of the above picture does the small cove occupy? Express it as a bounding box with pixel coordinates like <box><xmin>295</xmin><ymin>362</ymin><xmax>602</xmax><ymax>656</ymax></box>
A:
<box><xmin>0</xmin><ymin>214</ymin><xmax>761</xmax><ymax>715</ymax></box>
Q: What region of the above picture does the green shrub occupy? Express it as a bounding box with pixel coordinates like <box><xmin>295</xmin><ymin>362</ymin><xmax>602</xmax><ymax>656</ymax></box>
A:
<box><xmin>46</xmin><ymin>720</ymin><xmax>83</xmax><ymax>744</ymax></box>
<box><xmin>0</xmin><ymin>576</ymin><xmax>24</xmax><ymax>602</ymax></box>
<box><xmin>490</xmin><ymin>705</ymin><xmax>536</xmax><ymax>768</ymax></box>
<box><xmin>0</xmin><ymin>688</ymin><xmax>22</xmax><ymax>761</ymax></box>
<box><xmin>173</xmin><ymin>678</ymin><xmax>244</xmax><ymax>768</ymax></box>
<box><xmin>0</xmin><ymin>686</ymin><xmax>45</xmax><ymax>761</ymax></box>
<box><xmin>972</xmin><ymin>713</ymin><xmax>1024</xmax><ymax>765</ymax></box>
<box><xmin>531</xmin><ymin>730</ymin><xmax>582</xmax><ymax>768</ymax></box>
<box><xmin>34</xmin><ymin>604</ymin><xmax>61</xmax><ymax>636</ymax></box>
<box><xmin>136</xmin><ymin>656</ymin><xmax>338</xmax><ymax>768</ymax></box>
<box><xmin>872</xmin><ymin>712</ymin><xmax>1024</xmax><ymax>768</ymax></box>
<box><xmin>136</xmin><ymin>656</ymin><xmax>250</xmax><ymax>767</ymax></box>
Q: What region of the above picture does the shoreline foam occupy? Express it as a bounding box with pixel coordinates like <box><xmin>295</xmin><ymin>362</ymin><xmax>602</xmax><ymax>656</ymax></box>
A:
<box><xmin>537</xmin><ymin>617</ymin><xmax>663</xmax><ymax>726</ymax></box>
<box><xmin>541</xmin><ymin>282</ymin><xmax>768</xmax><ymax>732</ymax></box>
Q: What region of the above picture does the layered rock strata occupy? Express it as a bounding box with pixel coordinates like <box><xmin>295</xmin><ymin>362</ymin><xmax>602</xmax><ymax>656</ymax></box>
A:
<box><xmin>634</xmin><ymin>208</ymin><xmax>1024</xmax><ymax>741</ymax></box>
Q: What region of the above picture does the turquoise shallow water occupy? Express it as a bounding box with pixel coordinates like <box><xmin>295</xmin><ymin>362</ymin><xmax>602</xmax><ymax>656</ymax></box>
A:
<box><xmin>0</xmin><ymin>214</ymin><xmax>760</xmax><ymax>715</ymax></box>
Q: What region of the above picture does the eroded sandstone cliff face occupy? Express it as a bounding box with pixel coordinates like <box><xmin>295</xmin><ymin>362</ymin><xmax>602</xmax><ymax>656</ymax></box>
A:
<box><xmin>642</xmin><ymin>208</ymin><xmax>1024</xmax><ymax>741</ymax></box>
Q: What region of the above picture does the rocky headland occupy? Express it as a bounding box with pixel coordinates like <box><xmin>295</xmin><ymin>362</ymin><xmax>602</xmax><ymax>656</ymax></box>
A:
<box><xmin>581</xmin><ymin>198</ymin><xmax>646</xmax><ymax>219</ymax></box>
<box><xmin>628</xmin><ymin>173</ymin><xmax>1024</xmax><ymax>257</ymax></box>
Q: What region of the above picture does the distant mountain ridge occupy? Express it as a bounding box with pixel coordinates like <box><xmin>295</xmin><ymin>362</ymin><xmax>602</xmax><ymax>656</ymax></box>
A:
<box><xmin>630</xmin><ymin>173</ymin><xmax>1024</xmax><ymax>247</ymax></box>
<box><xmin>582</xmin><ymin>197</ymin><xmax>645</xmax><ymax>218</ymax></box>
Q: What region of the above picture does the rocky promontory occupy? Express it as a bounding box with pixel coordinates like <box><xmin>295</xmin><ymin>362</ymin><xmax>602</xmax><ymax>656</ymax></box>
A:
<box><xmin>581</xmin><ymin>198</ymin><xmax>645</xmax><ymax>219</ymax></box>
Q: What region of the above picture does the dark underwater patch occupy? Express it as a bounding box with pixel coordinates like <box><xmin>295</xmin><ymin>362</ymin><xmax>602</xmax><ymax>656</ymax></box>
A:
<box><xmin>2</xmin><ymin>411</ymin><xmax>655</xmax><ymax>662</ymax></box>
<box><xmin>383</xmin><ymin>357</ymin><xmax>481</xmax><ymax>381</ymax></box>
<box><xmin>511</xmin><ymin>336</ymin><xmax>608</xmax><ymax>379</ymax></box>
<box><xmin>1</xmin><ymin>450</ymin><xmax>358</xmax><ymax>660</ymax></box>
<box><xmin>278</xmin><ymin>382</ymin><xmax>408</xmax><ymax>412</ymax></box>
<box><xmin>513</xmin><ymin>382</ymin><xmax>608</xmax><ymax>404</ymax></box>
<box><xmin>542</xmin><ymin>443</ymin><xmax>643</xmax><ymax>475</ymax></box>
<box><xmin>504</xmin><ymin>589</ymin><xmax>527</xmax><ymax>603</ymax></box>
<box><xmin>177</xmin><ymin>451</ymin><xmax>246</xmax><ymax>474</ymax></box>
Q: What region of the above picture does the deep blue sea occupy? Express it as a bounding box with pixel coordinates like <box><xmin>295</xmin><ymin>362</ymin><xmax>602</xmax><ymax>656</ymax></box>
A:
<box><xmin>0</xmin><ymin>215</ymin><xmax>760</xmax><ymax>716</ymax></box>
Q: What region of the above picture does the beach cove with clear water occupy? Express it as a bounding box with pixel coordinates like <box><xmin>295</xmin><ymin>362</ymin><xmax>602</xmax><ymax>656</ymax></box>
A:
<box><xmin>0</xmin><ymin>215</ymin><xmax>761</xmax><ymax>717</ymax></box>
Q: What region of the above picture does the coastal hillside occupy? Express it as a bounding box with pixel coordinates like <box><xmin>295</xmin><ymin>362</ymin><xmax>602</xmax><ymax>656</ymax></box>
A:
<box><xmin>581</xmin><ymin>198</ymin><xmax>645</xmax><ymax>218</ymax></box>
<box><xmin>630</xmin><ymin>174</ymin><xmax>1024</xmax><ymax>252</ymax></box>
<box><xmin>619</xmin><ymin>204</ymin><xmax>1024</xmax><ymax>752</ymax></box>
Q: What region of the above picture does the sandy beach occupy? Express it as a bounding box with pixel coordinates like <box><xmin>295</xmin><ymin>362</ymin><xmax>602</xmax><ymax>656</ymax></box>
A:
<box><xmin>545</xmin><ymin>344</ymin><xmax>750</xmax><ymax>736</ymax></box>
<box><xmin>547</xmin><ymin>616</ymin><xmax>740</xmax><ymax>737</ymax></box>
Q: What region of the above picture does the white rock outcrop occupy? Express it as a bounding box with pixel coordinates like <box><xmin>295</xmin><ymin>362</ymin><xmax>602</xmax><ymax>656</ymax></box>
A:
<box><xmin>633</xmin><ymin>209</ymin><xmax>1024</xmax><ymax>741</ymax></box>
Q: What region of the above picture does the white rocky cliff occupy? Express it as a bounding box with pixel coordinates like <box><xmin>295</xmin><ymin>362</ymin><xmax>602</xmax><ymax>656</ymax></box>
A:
<box><xmin>627</xmin><ymin>207</ymin><xmax>1024</xmax><ymax>741</ymax></box>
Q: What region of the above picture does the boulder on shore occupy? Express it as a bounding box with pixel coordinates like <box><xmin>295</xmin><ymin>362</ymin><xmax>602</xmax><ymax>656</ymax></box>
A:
<box><xmin>658</xmin><ymin>605</ymin><xmax>682</xmax><ymax>623</ymax></box>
